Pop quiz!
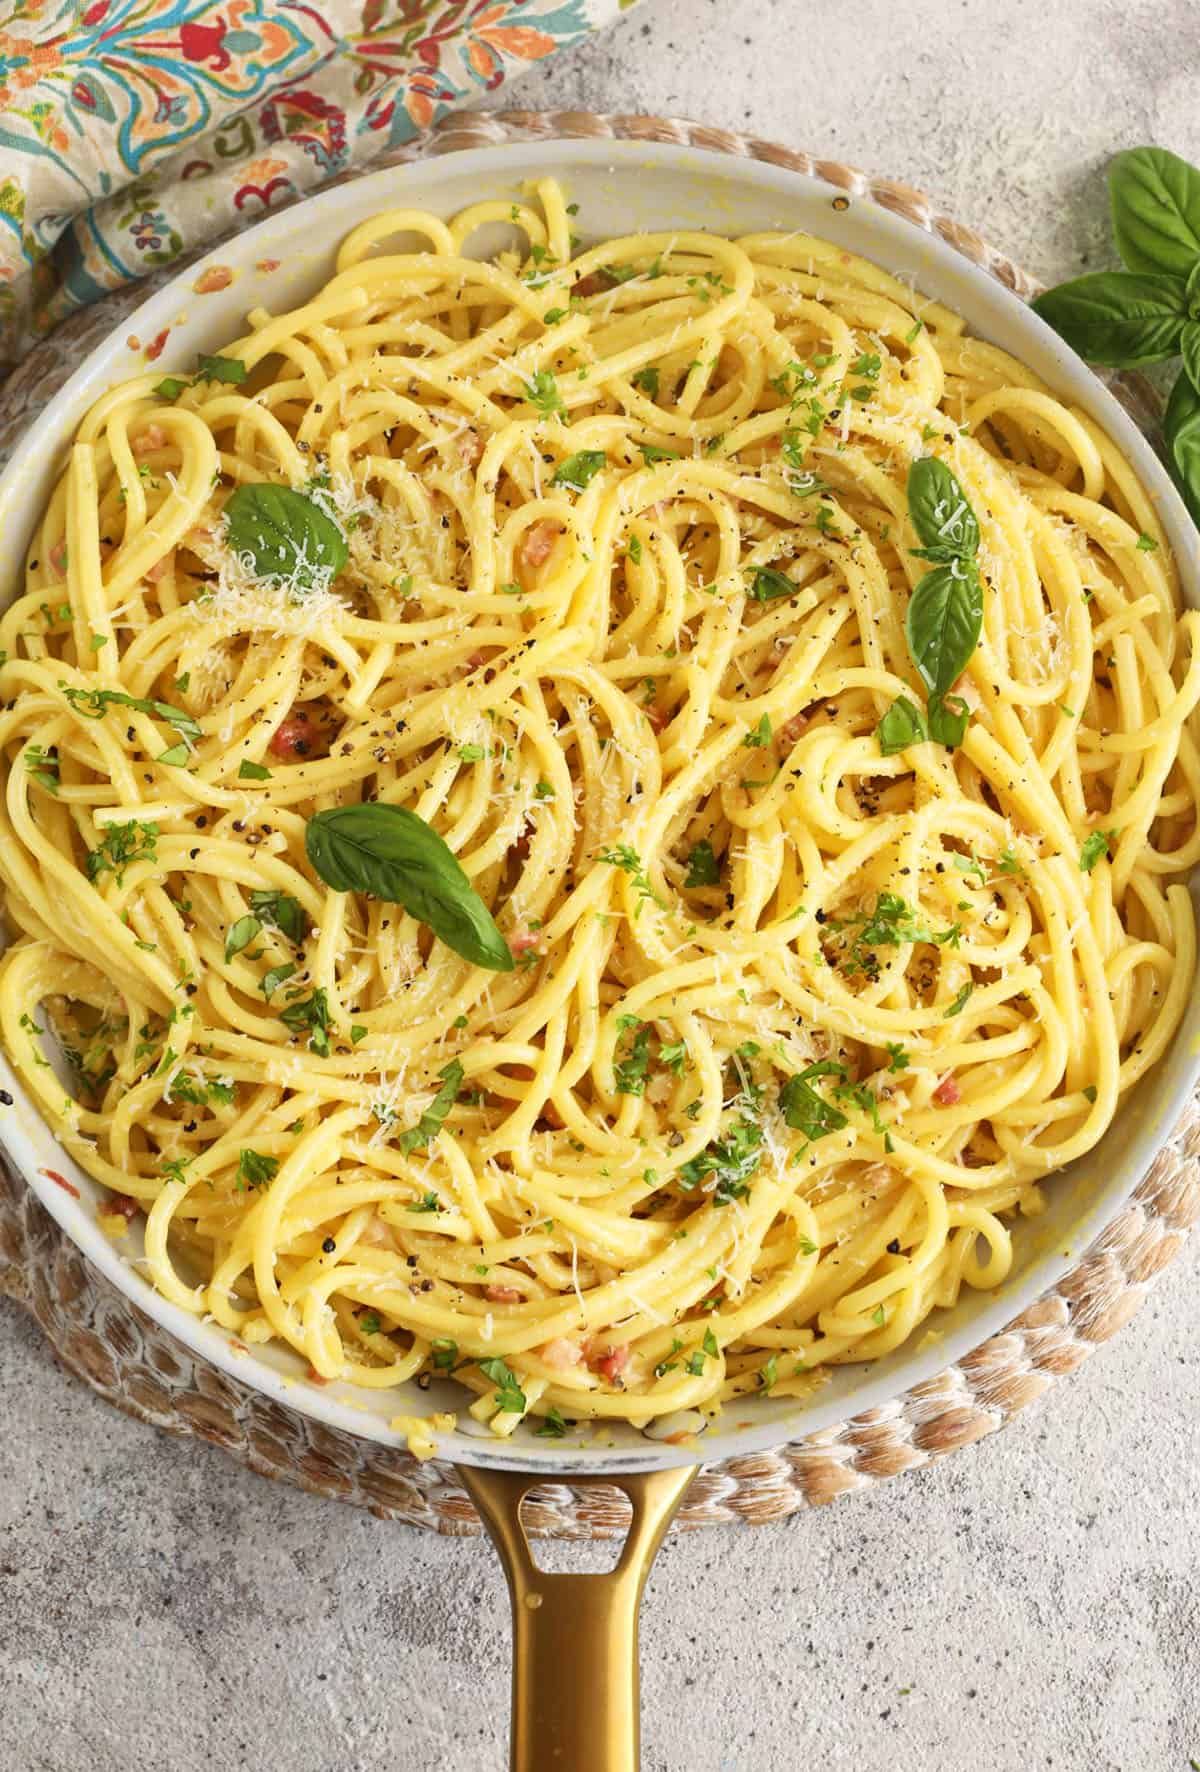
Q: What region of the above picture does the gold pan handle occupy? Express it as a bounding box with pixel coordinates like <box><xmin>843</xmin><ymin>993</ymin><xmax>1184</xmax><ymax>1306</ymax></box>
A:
<box><xmin>462</xmin><ymin>1465</ymin><xmax>696</xmax><ymax>1772</ymax></box>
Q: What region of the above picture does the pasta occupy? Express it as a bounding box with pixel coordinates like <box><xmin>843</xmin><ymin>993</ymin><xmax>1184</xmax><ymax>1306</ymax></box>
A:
<box><xmin>1</xmin><ymin>177</ymin><xmax>1198</xmax><ymax>1442</ymax></box>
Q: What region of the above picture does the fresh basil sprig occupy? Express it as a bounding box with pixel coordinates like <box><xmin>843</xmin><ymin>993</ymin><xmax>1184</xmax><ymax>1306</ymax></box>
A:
<box><xmin>1109</xmin><ymin>148</ymin><xmax>1200</xmax><ymax>277</ymax></box>
<box><xmin>876</xmin><ymin>459</ymin><xmax>982</xmax><ymax>756</ymax></box>
<box><xmin>223</xmin><ymin>483</ymin><xmax>348</xmax><ymax>593</ymax></box>
<box><xmin>305</xmin><ymin>803</ymin><xmax>513</xmax><ymax>972</ymax></box>
<box><xmin>1032</xmin><ymin>272</ymin><xmax>1188</xmax><ymax>367</ymax></box>
<box><xmin>1031</xmin><ymin>145</ymin><xmax>1200</xmax><ymax>524</ymax></box>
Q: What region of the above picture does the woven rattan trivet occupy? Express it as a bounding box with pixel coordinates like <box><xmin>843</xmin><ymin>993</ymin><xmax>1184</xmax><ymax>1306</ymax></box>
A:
<box><xmin>0</xmin><ymin>111</ymin><xmax>1196</xmax><ymax>1538</ymax></box>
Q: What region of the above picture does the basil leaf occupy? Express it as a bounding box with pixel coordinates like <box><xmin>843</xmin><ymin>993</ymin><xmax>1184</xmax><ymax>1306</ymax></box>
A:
<box><xmin>60</xmin><ymin>683</ymin><xmax>202</xmax><ymax>748</ymax></box>
<box><xmin>261</xmin><ymin>961</ymin><xmax>296</xmax><ymax>1000</ymax></box>
<box><xmin>1031</xmin><ymin>271</ymin><xmax>1187</xmax><ymax>366</ymax></box>
<box><xmin>1163</xmin><ymin>367</ymin><xmax>1200</xmax><ymax>527</ymax></box>
<box><xmin>746</xmin><ymin>566</ymin><xmax>796</xmax><ymax>602</ymax></box>
<box><xmin>551</xmin><ymin>450</ymin><xmax>606</xmax><ymax>491</ymax></box>
<box><xmin>305</xmin><ymin>804</ymin><xmax>513</xmax><ymax>972</ymax></box>
<box><xmin>225</xmin><ymin>915</ymin><xmax>261</xmax><ymax>962</ymax></box>
<box><xmin>1182</xmin><ymin>321</ymin><xmax>1200</xmax><ymax>396</ymax></box>
<box><xmin>905</xmin><ymin>562</ymin><xmax>983</xmax><ymax>701</ymax></box>
<box><xmin>877</xmin><ymin>695</ymin><xmax>929</xmax><ymax>755</ymax></box>
<box><xmin>195</xmin><ymin>355</ymin><xmax>247</xmax><ymax>384</ymax></box>
<box><xmin>928</xmin><ymin>693</ymin><xmax>970</xmax><ymax>749</ymax></box>
<box><xmin>396</xmin><ymin>1059</ymin><xmax>464</xmax><ymax>1154</ymax></box>
<box><xmin>248</xmin><ymin>888</ymin><xmax>307</xmax><ymax>946</ymax></box>
<box><xmin>223</xmin><ymin>483</ymin><xmax>348</xmax><ymax>591</ymax></box>
<box><xmin>155</xmin><ymin>377</ymin><xmax>188</xmax><ymax>400</ymax></box>
<box><xmin>1110</xmin><ymin>146</ymin><xmax>1200</xmax><ymax>278</ymax></box>
<box><xmin>907</xmin><ymin>458</ymin><xmax>980</xmax><ymax>558</ymax></box>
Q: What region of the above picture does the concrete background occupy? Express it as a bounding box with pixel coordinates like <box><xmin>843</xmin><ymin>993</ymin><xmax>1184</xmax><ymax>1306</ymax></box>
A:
<box><xmin>3</xmin><ymin>2</ymin><xmax>1199</xmax><ymax>1767</ymax></box>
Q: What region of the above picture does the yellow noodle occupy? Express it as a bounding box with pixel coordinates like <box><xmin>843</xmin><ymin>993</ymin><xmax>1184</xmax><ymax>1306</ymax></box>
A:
<box><xmin>1</xmin><ymin>183</ymin><xmax>1197</xmax><ymax>1439</ymax></box>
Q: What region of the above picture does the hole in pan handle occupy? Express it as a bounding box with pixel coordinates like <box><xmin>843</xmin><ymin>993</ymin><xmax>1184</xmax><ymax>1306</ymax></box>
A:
<box><xmin>462</xmin><ymin>1465</ymin><xmax>697</xmax><ymax>1772</ymax></box>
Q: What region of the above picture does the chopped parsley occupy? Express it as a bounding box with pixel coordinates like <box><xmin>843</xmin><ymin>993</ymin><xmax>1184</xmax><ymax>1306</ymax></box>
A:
<box><xmin>478</xmin><ymin>1357</ymin><xmax>526</xmax><ymax>1415</ymax></box>
<box><xmin>599</xmin><ymin>843</ymin><xmax>665</xmax><ymax>914</ymax></box>
<box><xmin>170</xmin><ymin>1070</ymin><xmax>234</xmax><ymax>1108</ymax></box>
<box><xmin>551</xmin><ymin>449</ymin><xmax>606</xmax><ymax>491</ymax></box>
<box><xmin>523</xmin><ymin>369</ymin><xmax>564</xmax><ymax>416</ymax></box>
<box><xmin>826</xmin><ymin>892</ymin><xmax>960</xmax><ymax>981</ymax></box>
<box><xmin>614</xmin><ymin>1017</ymin><xmax>653</xmax><ymax>1096</ymax></box>
<box><xmin>237</xmin><ymin>1148</ymin><xmax>279</xmax><ymax>1189</ymax></box>
<box><xmin>1079</xmin><ymin>829</ymin><xmax>1117</xmax><ymax>872</ymax></box>
<box><xmin>684</xmin><ymin>839</ymin><xmax>720</xmax><ymax>887</ymax></box>
<box><xmin>678</xmin><ymin>1113</ymin><xmax>763</xmax><ymax>1205</ymax></box>
<box><xmin>743</xmin><ymin>713</ymin><xmax>772</xmax><ymax>748</ymax></box>
<box><xmin>86</xmin><ymin>819</ymin><xmax>159</xmax><ymax>887</ymax></box>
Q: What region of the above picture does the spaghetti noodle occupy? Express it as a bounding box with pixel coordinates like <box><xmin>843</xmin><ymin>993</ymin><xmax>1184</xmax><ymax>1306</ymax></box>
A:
<box><xmin>2</xmin><ymin>179</ymin><xmax>1198</xmax><ymax>1439</ymax></box>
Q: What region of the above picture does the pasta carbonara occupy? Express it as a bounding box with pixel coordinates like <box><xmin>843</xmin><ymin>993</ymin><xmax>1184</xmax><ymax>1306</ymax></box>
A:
<box><xmin>2</xmin><ymin>178</ymin><xmax>1198</xmax><ymax>1444</ymax></box>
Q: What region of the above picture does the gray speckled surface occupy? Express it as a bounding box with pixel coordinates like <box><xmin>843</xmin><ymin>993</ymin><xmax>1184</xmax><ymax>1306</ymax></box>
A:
<box><xmin>3</xmin><ymin>3</ymin><xmax>1200</xmax><ymax>1768</ymax></box>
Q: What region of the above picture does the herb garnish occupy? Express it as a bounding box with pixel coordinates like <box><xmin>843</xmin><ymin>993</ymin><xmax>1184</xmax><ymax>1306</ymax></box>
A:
<box><xmin>876</xmin><ymin>457</ymin><xmax>983</xmax><ymax>753</ymax></box>
<box><xmin>395</xmin><ymin>1060</ymin><xmax>464</xmax><ymax>1153</ymax></box>
<box><xmin>195</xmin><ymin>354</ymin><xmax>247</xmax><ymax>384</ymax></box>
<box><xmin>279</xmin><ymin>988</ymin><xmax>332</xmax><ymax>1056</ymax></box>
<box><xmin>478</xmin><ymin>1357</ymin><xmax>526</xmax><ymax>1416</ymax></box>
<box><xmin>306</xmin><ymin>804</ymin><xmax>513</xmax><ymax>971</ymax></box>
<box><xmin>86</xmin><ymin>820</ymin><xmax>159</xmax><ymax>886</ymax></box>
<box><xmin>523</xmin><ymin>369</ymin><xmax>564</xmax><ymax>415</ymax></box>
<box><xmin>779</xmin><ymin>1061</ymin><xmax>849</xmax><ymax>1143</ymax></box>
<box><xmin>599</xmin><ymin>843</ymin><xmax>665</xmax><ymax>914</ymax></box>
<box><xmin>825</xmin><ymin>891</ymin><xmax>959</xmax><ymax>981</ymax></box>
<box><xmin>237</xmin><ymin>1149</ymin><xmax>279</xmax><ymax>1189</ymax></box>
<box><xmin>60</xmin><ymin>683</ymin><xmax>201</xmax><ymax>750</ymax></box>
<box><xmin>223</xmin><ymin>483</ymin><xmax>348</xmax><ymax>593</ymax></box>
<box><xmin>678</xmin><ymin>1114</ymin><xmax>763</xmax><ymax>1205</ymax></box>
<box><xmin>249</xmin><ymin>889</ymin><xmax>307</xmax><ymax>946</ymax></box>
<box><xmin>551</xmin><ymin>449</ymin><xmax>606</xmax><ymax>491</ymax></box>
<box><xmin>1079</xmin><ymin>828</ymin><xmax>1118</xmax><ymax>871</ymax></box>
<box><xmin>1030</xmin><ymin>147</ymin><xmax>1200</xmax><ymax>524</ymax></box>
<box><xmin>684</xmin><ymin>839</ymin><xmax>720</xmax><ymax>887</ymax></box>
<box><xmin>746</xmin><ymin>566</ymin><xmax>796</xmax><ymax>602</ymax></box>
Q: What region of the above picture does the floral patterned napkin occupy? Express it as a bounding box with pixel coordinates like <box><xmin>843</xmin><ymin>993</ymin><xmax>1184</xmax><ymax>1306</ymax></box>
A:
<box><xmin>0</xmin><ymin>0</ymin><xmax>641</xmax><ymax>371</ymax></box>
